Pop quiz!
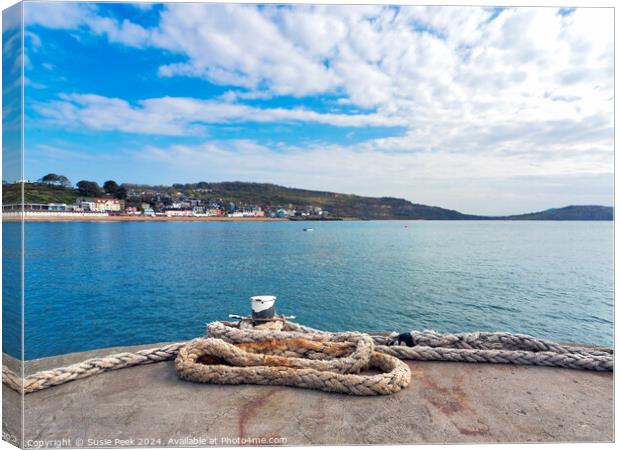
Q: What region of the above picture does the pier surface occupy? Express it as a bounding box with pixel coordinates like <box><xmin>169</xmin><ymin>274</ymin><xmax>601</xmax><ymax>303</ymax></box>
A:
<box><xmin>3</xmin><ymin>343</ymin><xmax>613</xmax><ymax>447</ymax></box>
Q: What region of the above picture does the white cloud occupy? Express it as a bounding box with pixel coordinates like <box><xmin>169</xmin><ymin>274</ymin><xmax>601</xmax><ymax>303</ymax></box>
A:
<box><xmin>24</xmin><ymin>2</ymin><xmax>154</xmax><ymax>48</ymax></box>
<box><xmin>24</xmin><ymin>2</ymin><xmax>94</xmax><ymax>29</ymax></box>
<box><xmin>152</xmin><ymin>4</ymin><xmax>337</xmax><ymax>96</ymax></box>
<box><xmin>32</xmin><ymin>94</ymin><xmax>405</xmax><ymax>135</ymax></box>
<box><xmin>139</xmin><ymin>131</ymin><xmax>612</xmax><ymax>181</ymax></box>
<box><xmin>26</xmin><ymin>5</ymin><xmax>613</xmax><ymax>123</ymax></box>
<box><xmin>131</xmin><ymin>3</ymin><xmax>156</xmax><ymax>11</ymax></box>
<box><xmin>34</xmin><ymin>144</ymin><xmax>106</xmax><ymax>161</ymax></box>
<box><xmin>136</xmin><ymin>138</ymin><xmax>612</xmax><ymax>215</ymax></box>
<box><xmin>87</xmin><ymin>17</ymin><xmax>152</xmax><ymax>48</ymax></box>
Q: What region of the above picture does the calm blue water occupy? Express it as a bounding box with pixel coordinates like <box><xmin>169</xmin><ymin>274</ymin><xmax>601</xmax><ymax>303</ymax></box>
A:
<box><xmin>4</xmin><ymin>220</ymin><xmax>614</xmax><ymax>359</ymax></box>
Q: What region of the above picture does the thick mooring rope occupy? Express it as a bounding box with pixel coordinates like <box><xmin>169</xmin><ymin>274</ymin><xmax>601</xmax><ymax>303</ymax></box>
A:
<box><xmin>2</xmin><ymin>321</ymin><xmax>613</xmax><ymax>395</ymax></box>
<box><xmin>207</xmin><ymin>321</ymin><xmax>614</xmax><ymax>373</ymax></box>
<box><xmin>2</xmin><ymin>342</ymin><xmax>187</xmax><ymax>394</ymax></box>
<box><xmin>176</xmin><ymin>333</ymin><xmax>411</xmax><ymax>395</ymax></box>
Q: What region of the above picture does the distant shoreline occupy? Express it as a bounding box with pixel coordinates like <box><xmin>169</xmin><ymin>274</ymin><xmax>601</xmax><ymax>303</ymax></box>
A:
<box><xmin>2</xmin><ymin>215</ymin><xmax>291</xmax><ymax>223</ymax></box>
<box><xmin>2</xmin><ymin>215</ymin><xmax>612</xmax><ymax>223</ymax></box>
<box><xmin>4</xmin><ymin>182</ymin><xmax>613</xmax><ymax>221</ymax></box>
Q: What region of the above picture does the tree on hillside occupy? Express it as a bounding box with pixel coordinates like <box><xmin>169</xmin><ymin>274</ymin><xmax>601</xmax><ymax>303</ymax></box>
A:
<box><xmin>76</xmin><ymin>180</ymin><xmax>102</xmax><ymax>197</ymax></box>
<box><xmin>103</xmin><ymin>180</ymin><xmax>120</xmax><ymax>195</ymax></box>
<box><xmin>39</xmin><ymin>173</ymin><xmax>71</xmax><ymax>187</ymax></box>
<box><xmin>114</xmin><ymin>185</ymin><xmax>127</xmax><ymax>200</ymax></box>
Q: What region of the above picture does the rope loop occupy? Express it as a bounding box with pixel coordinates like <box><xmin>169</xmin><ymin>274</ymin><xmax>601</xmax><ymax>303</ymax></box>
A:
<box><xmin>175</xmin><ymin>336</ymin><xmax>411</xmax><ymax>396</ymax></box>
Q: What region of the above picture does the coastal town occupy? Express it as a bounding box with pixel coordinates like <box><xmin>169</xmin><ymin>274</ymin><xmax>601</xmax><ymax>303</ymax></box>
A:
<box><xmin>2</xmin><ymin>176</ymin><xmax>332</xmax><ymax>220</ymax></box>
<box><xmin>2</xmin><ymin>175</ymin><xmax>613</xmax><ymax>221</ymax></box>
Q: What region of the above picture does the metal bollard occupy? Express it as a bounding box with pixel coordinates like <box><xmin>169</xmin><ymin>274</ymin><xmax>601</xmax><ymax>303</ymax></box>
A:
<box><xmin>250</xmin><ymin>295</ymin><xmax>276</xmax><ymax>325</ymax></box>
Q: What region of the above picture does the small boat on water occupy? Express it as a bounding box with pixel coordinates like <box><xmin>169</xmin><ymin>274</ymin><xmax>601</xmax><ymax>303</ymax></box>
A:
<box><xmin>303</xmin><ymin>227</ymin><xmax>314</xmax><ymax>231</ymax></box>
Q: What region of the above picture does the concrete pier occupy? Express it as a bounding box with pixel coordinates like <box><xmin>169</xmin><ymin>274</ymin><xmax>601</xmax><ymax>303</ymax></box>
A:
<box><xmin>2</xmin><ymin>343</ymin><xmax>613</xmax><ymax>447</ymax></box>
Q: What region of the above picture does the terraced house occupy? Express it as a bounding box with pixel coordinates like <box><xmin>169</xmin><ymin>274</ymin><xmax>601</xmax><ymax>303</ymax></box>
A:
<box><xmin>76</xmin><ymin>198</ymin><xmax>124</xmax><ymax>213</ymax></box>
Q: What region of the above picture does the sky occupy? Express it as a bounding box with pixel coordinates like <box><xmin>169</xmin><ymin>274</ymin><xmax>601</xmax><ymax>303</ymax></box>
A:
<box><xmin>16</xmin><ymin>2</ymin><xmax>614</xmax><ymax>215</ymax></box>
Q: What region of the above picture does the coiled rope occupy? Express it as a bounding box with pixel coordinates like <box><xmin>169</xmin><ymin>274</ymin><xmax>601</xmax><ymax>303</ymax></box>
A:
<box><xmin>176</xmin><ymin>333</ymin><xmax>410</xmax><ymax>395</ymax></box>
<box><xmin>2</xmin><ymin>320</ymin><xmax>613</xmax><ymax>395</ymax></box>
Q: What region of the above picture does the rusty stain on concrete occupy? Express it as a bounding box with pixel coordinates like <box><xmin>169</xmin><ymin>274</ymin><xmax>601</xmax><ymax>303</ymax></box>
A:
<box><xmin>411</xmin><ymin>365</ymin><xmax>468</xmax><ymax>416</ymax></box>
<box><xmin>237</xmin><ymin>389</ymin><xmax>278</xmax><ymax>438</ymax></box>
<box><xmin>410</xmin><ymin>364</ymin><xmax>494</xmax><ymax>438</ymax></box>
<box><xmin>455</xmin><ymin>425</ymin><xmax>491</xmax><ymax>437</ymax></box>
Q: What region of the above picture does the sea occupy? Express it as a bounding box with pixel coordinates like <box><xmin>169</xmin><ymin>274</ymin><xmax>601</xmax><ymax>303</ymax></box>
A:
<box><xmin>2</xmin><ymin>220</ymin><xmax>614</xmax><ymax>359</ymax></box>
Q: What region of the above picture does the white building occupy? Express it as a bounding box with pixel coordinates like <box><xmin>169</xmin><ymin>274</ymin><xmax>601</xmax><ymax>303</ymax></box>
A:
<box><xmin>164</xmin><ymin>209</ymin><xmax>193</xmax><ymax>217</ymax></box>
<box><xmin>77</xmin><ymin>198</ymin><xmax>123</xmax><ymax>212</ymax></box>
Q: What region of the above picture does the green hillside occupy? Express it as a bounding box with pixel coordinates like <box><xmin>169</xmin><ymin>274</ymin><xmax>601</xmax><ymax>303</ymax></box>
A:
<box><xmin>123</xmin><ymin>181</ymin><xmax>480</xmax><ymax>220</ymax></box>
<box><xmin>177</xmin><ymin>182</ymin><xmax>480</xmax><ymax>220</ymax></box>
<box><xmin>504</xmin><ymin>205</ymin><xmax>613</xmax><ymax>221</ymax></box>
<box><xmin>3</xmin><ymin>183</ymin><xmax>81</xmax><ymax>205</ymax></box>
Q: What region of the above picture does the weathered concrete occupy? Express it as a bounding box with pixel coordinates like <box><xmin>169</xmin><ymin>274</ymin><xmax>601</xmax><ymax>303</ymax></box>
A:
<box><xmin>2</xmin><ymin>344</ymin><xmax>613</xmax><ymax>447</ymax></box>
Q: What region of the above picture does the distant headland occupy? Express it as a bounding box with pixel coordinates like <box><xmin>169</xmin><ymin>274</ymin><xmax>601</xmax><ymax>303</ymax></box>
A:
<box><xmin>1</xmin><ymin>176</ymin><xmax>613</xmax><ymax>221</ymax></box>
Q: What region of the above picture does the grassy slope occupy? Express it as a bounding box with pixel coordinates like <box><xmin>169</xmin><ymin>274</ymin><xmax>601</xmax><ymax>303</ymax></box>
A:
<box><xmin>127</xmin><ymin>181</ymin><xmax>479</xmax><ymax>220</ymax></box>
<box><xmin>3</xmin><ymin>183</ymin><xmax>81</xmax><ymax>205</ymax></box>
<box><xmin>206</xmin><ymin>183</ymin><xmax>481</xmax><ymax>219</ymax></box>
<box><xmin>504</xmin><ymin>205</ymin><xmax>613</xmax><ymax>221</ymax></box>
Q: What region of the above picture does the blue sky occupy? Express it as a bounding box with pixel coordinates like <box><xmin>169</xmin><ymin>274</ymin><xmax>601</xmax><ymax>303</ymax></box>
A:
<box><xmin>16</xmin><ymin>2</ymin><xmax>614</xmax><ymax>215</ymax></box>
